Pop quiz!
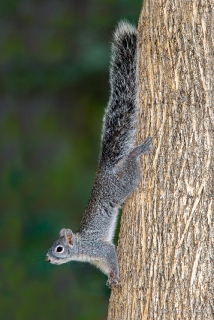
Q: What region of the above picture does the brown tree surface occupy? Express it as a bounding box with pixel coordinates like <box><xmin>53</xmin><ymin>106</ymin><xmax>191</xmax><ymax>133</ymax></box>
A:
<box><xmin>108</xmin><ymin>0</ymin><xmax>213</xmax><ymax>319</ymax></box>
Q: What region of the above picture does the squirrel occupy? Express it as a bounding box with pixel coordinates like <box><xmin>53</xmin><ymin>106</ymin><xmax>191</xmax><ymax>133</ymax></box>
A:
<box><xmin>46</xmin><ymin>21</ymin><xmax>152</xmax><ymax>288</ymax></box>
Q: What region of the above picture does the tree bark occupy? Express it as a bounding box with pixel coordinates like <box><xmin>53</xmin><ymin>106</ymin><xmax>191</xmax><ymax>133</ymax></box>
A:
<box><xmin>108</xmin><ymin>0</ymin><xmax>213</xmax><ymax>319</ymax></box>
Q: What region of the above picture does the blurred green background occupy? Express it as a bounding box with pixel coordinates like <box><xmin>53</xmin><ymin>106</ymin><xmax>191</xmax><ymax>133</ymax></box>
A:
<box><xmin>0</xmin><ymin>0</ymin><xmax>142</xmax><ymax>319</ymax></box>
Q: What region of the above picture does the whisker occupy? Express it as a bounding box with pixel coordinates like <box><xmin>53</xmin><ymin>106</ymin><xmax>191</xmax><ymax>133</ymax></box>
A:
<box><xmin>30</xmin><ymin>255</ymin><xmax>47</xmax><ymax>262</ymax></box>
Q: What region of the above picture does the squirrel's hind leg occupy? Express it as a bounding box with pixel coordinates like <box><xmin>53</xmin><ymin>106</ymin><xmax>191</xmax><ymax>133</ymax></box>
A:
<box><xmin>130</xmin><ymin>137</ymin><xmax>153</xmax><ymax>157</ymax></box>
<box><xmin>113</xmin><ymin>137</ymin><xmax>152</xmax><ymax>173</ymax></box>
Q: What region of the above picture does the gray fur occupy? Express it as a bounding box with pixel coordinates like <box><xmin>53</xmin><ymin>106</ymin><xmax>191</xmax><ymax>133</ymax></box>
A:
<box><xmin>46</xmin><ymin>21</ymin><xmax>152</xmax><ymax>288</ymax></box>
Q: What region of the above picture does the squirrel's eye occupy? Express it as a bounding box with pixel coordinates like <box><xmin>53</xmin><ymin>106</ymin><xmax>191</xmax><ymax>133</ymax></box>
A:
<box><xmin>56</xmin><ymin>245</ymin><xmax>64</xmax><ymax>253</ymax></box>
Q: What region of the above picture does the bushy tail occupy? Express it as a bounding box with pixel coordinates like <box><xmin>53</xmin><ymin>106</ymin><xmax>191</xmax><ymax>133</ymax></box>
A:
<box><xmin>100</xmin><ymin>21</ymin><xmax>138</xmax><ymax>166</ymax></box>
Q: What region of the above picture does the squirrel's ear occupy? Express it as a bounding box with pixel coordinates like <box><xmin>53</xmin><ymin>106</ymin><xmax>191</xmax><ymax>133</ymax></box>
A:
<box><xmin>59</xmin><ymin>228</ymin><xmax>73</xmax><ymax>245</ymax></box>
<box><xmin>59</xmin><ymin>228</ymin><xmax>66</xmax><ymax>237</ymax></box>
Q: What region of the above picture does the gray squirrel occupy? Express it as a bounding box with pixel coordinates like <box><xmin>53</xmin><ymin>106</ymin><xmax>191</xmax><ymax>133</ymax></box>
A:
<box><xmin>46</xmin><ymin>21</ymin><xmax>152</xmax><ymax>288</ymax></box>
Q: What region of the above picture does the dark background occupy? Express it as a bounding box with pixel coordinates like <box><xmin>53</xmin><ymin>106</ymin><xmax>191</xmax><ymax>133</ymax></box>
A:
<box><xmin>0</xmin><ymin>0</ymin><xmax>142</xmax><ymax>319</ymax></box>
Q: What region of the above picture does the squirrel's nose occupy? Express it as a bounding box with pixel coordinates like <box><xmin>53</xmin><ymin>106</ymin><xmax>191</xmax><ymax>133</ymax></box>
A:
<box><xmin>46</xmin><ymin>256</ymin><xmax>51</xmax><ymax>262</ymax></box>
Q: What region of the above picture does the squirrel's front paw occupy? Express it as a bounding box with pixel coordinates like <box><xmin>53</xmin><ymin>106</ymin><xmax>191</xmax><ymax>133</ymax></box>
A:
<box><xmin>106</xmin><ymin>271</ymin><xmax>119</xmax><ymax>288</ymax></box>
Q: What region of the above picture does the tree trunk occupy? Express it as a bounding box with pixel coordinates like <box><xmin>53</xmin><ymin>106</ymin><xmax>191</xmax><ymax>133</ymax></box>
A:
<box><xmin>107</xmin><ymin>0</ymin><xmax>213</xmax><ymax>319</ymax></box>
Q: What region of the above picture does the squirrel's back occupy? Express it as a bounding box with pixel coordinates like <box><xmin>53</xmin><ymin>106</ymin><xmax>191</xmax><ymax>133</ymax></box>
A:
<box><xmin>100</xmin><ymin>21</ymin><xmax>138</xmax><ymax>167</ymax></box>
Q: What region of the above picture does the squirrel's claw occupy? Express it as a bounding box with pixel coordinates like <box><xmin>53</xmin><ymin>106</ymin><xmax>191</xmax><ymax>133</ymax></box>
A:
<box><xmin>106</xmin><ymin>272</ymin><xmax>119</xmax><ymax>288</ymax></box>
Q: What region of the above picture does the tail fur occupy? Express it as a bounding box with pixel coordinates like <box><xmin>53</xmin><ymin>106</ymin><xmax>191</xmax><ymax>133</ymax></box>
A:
<box><xmin>100</xmin><ymin>21</ymin><xmax>138</xmax><ymax>166</ymax></box>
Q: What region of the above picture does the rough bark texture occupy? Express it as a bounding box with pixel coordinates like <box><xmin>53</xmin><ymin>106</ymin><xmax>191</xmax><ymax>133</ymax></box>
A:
<box><xmin>108</xmin><ymin>0</ymin><xmax>214</xmax><ymax>319</ymax></box>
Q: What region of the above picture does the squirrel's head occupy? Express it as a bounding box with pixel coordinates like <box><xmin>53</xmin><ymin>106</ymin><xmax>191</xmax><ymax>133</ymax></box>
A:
<box><xmin>46</xmin><ymin>228</ymin><xmax>76</xmax><ymax>265</ymax></box>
